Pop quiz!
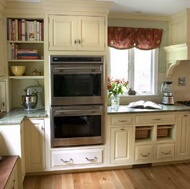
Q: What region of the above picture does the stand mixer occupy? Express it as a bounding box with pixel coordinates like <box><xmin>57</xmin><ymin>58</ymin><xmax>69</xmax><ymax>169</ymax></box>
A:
<box><xmin>161</xmin><ymin>81</ymin><xmax>174</xmax><ymax>105</ymax></box>
<box><xmin>22</xmin><ymin>86</ymin><xmax>44</xmax><ymax>111</ymax></box>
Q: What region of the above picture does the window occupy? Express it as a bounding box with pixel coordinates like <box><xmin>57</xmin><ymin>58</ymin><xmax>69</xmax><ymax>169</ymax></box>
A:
<box><xmin>108</xmin><ymin>47</ymin><xmax>158</xmax><ymax>95</ymax></box>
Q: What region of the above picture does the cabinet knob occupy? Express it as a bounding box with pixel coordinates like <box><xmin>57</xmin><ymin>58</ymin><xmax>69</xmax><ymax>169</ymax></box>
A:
<box><xmin>74</xmin><ymin>40</ymin><xmax>77</xmax><ymax>44</ymax></box>
<box><xmin>78</xmin><ymin>39</ymin><xmax>81</xmax><ymax>44</ymax></box>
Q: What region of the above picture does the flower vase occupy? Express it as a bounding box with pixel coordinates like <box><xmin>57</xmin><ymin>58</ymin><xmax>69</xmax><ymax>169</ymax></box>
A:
<box><xmin>111</xmin><ymin>96</ymin><xmax>120</xmax><ymax>110</ymax></box>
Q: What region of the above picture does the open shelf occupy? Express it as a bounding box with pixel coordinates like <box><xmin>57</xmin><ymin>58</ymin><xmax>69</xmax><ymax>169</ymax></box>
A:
<box><xmin>135</xmin><ymin>126</ymin><xmax>154</xmax><ymax>143</ymax></box>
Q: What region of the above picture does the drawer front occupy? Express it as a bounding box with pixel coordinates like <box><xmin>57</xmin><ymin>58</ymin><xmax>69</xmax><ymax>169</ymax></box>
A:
<box><xmin>135</xmin><ymin>114</ymin><xmax>175</xmax><ymax>124</ymax></box>
<box><xmin>156</xmin><ymin>143</ymin><xmax>175</xmax><ymax>160</ymax></box>
<box><xmin>110</xmin><ymin>116</ymin><xmax>133</xmax><ymax>126</ymax></box>
<box><xmin>134</xmin><ymin>145</ymin><xmax>154</xmax><ymax>162</ymax></box>
<box><xmin>51</xmin><ymin>148</ymin><xmax>103</xmax><ymax>168</ymax></box>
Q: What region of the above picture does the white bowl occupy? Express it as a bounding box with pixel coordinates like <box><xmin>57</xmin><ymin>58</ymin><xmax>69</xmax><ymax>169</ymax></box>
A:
<box><xmin>11</xmin><ymin>66</ymin><xmax>26</xmax><ymax>76</ymax></box>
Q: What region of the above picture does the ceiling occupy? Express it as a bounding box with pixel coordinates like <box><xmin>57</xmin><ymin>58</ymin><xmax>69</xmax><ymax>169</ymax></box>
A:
<box><xmin>7</xmin><ymin>0</ymin><xmax>190</xmax><ymax>16</ymax></box>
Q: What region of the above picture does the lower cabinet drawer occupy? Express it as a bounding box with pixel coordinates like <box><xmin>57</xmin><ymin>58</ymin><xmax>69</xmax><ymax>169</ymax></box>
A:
<box><xmin>51</xmin><ymin>148</ymin><xmax>103</xmax><ymax>168</ymax></box>
<box><xmin>134</xmin><ymin>145</ymin><xmax>154</xmax><ymax>162</ymax></box>
<box><xmin>156</xmin><ymin>143</ymin><xmax>175</xmax><ymax>160</ymax></box>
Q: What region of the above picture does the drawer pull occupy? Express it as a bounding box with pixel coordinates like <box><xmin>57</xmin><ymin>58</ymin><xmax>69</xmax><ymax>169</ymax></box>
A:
<box><xmin>161</xmin><ymin>151</ymin><xmax>171</xmax><ymax>155</ymax></box>
<box><xmin>119</xmin><ymin>120</ymin><xmax>128</xmax><ymax>122</ymax></box>
<box><xmin>140</xmin><ymin>153</ymin><xmax>150</xmax><ymax>157</ymax></box>
<box><xmin>86</xmin><ymin>156</ymin><xmax>98</xmax><ymax>163</ymax></box>
<box><xmin>61</xmin><ymin>158</ymin><xmax>73</xmax><ymax>164</ymax></box>
<box><xmin>153</xmin><ymin>118</ymin><xmax>161</xmax><ymax>121</ymax></box>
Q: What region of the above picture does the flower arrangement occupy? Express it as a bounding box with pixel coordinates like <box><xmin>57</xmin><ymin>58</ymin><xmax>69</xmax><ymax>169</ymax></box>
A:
<box><xmin>107</xmin><ymin>76</ymin><xmax>129</xmax><ymax>98</ymax></box>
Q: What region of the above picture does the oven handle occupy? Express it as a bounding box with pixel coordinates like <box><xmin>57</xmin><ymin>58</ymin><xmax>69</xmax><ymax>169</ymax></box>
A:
<box><xmin>53</xmin><ymin>66</ymin><xmax>102</xmax><ymax>73</ymax></box>
<box><xmin>54</xmin><ymin>109</ymin><xmax>102</xmax><ymax>115</ymax></box>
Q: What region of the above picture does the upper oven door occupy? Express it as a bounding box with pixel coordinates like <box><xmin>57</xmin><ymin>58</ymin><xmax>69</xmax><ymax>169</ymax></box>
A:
<box><xmin>51</xmin><ymin>63</ymin><xmax>104</xmax><ymax>105</ymax></box>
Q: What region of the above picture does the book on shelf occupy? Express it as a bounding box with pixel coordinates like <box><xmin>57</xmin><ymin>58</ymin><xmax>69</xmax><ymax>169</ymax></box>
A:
<box><xmin>127</xmin><ymin>100</ymin><xmax>162</xmax><ymax>109</ymax></box>
<box><xmin>7</xmin><ymin>18</ymin><xmax>44</xmax><ymax>41</ymax></box>
<box><xmin>8</xmin><ymin>47</ymin><xmax>39</xmax><ymax>60</ymax></box>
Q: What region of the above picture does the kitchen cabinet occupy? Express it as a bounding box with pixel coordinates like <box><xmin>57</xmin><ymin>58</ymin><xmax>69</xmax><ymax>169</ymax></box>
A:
<box><xmin>23</xmin><ymin>118</ymin><xmax>45</xmax><ymax>172</ymax></box>
<box><xmin>0</xmin><ymin>123</ymin><xmax>25</xmax><ymax>185</ymax></box>
<box><xmin>51</xmin><ymin>147</ymin><xmax>104</xmax><ymax>168</ymax></box>
<box><xmin>108</xmin><ymin>115</ymin><xmax>134</xmax><ymax>165</ymax></box>
<box><xmin>5</xmin><ymin>162</ymin><xmax>18</xmax><ymax>189</ymax></box>
<box><xmin>48</xmin><ymin>15</ymin><xmax>105</xmax><ymax>51</ymax></box>
<box><xmin>134</xmin><ymin>113</ymin><xmax>176</xmax><ymax>164</ymax></box>
<box><xmin>0</xmin><ymin>15</ymin><xmax>5</xmax><ymax>76</ymax></box>
<box><xmin>164</xmin><ymin>9</ymin><xmax>190</xmax><ymax>77</ymax></box>
<box><xmin>111</xmin><ymin>127</ymin><xmax>133</xmax><ymax>164</ymax></box>
<box><xmin>6</xmin><ymin>17</ymin><xmax>45</xmax><ymax>110</ymax></box>
<box><xmin>0</xmin><ymin>81</ymin><xmax>6</xmax><ymax>111</ymax></box>
<box><xmin>176</xmin><ymin>112</ymin><xmax>190</xmax><ymax>160</ymax></box>
<box><xmin>7</xmin><ymin>18</ymin><xmax>44</xmax><ymax>79</ymax></box>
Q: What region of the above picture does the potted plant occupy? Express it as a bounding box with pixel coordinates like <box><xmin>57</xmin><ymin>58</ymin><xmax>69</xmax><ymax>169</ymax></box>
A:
<box><xmin>107</xmin><ymin>76</ymin><xmax>129</xmax><ymax>109</ymax></box>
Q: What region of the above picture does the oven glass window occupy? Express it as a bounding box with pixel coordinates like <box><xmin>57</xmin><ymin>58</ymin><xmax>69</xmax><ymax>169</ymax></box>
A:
<box><xmin>54</xmin><ymin>115</ymin><xmax>101</xmax><ymax>138</ymax></box>
<box><xmin>53</xmin><ymin>74</ymin><xmax>101</xmax><ymax>97</ymax></box>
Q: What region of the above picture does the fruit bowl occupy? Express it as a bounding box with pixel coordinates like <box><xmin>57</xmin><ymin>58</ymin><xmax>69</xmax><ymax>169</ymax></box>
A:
<box><xmin>11</xmin><ymin>66</ymin><xmax>26</xmax><ymax>76</ymax></box>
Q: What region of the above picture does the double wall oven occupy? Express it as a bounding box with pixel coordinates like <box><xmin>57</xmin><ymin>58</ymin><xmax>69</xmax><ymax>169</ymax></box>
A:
<box><xmin>50</xmin><ymin>55</ymin><xmax>105</xmax><ymax>147</ymax></box>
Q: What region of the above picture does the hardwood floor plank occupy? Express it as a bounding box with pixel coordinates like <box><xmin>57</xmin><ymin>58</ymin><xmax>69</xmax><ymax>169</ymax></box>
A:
<box><xmin>113</xmin><ymin>170</ymin><xmax>135</xmax><ymax>189</ymax></box>
<box><xmin>23</xmin><ymin>163</ymin><xmax>190</xmax><ymax>189</ymax></box>
<box><xmin>61</xmin><ymin>174</ymin><xmax>74</xmax><ymax>189</ymax></box>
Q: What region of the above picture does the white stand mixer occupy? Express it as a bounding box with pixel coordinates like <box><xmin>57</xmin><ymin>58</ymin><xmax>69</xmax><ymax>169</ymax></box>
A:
<box><xmin>22</xmin><ymin>86</ymin><xmax>44</xmax><ymax>111</ymax></box>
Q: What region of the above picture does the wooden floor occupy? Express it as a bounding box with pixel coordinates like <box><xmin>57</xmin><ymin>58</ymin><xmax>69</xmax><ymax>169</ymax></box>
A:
<box><xmin>23</xmin><ymin>162</ymin><xmax>190</xmax><ymax>189</ymax></box>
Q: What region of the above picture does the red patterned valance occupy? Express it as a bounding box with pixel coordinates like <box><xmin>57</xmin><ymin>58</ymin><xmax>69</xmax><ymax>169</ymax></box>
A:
<box><xmin>108</xmin><ymin>27</ymin><xmax>163</xmax><ymax>50</ymax></box>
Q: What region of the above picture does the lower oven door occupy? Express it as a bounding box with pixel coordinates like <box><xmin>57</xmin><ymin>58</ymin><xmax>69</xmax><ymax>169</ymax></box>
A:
<box><xmin>51</xmin><ymin>105</ymin><xmax>104</xmax><ymax>147</ymax></box>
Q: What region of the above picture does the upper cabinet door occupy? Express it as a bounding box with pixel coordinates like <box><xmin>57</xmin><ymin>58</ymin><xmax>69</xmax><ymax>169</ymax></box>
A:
<box><xmin>48</xmin><ymin>15</ymin><xmax>105</xmax><ymax>51</ymax></box>
<box><xmin>78</xmin><ymin>16</ymin><xmax>105</xmax><ymax>51</ymax></box>
<box><xmin>49</xmin><ymin>15</ymin><xmax>77</xmax><ymax>51</ymax></box>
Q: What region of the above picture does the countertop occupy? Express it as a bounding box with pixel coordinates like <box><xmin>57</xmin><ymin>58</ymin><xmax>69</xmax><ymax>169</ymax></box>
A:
<box><xmin>0</xmin><ymin>156</ymin><xmax>18</xmax><ymax>189</ymax></box>
<box><xmin>107</xmin><ymin>103</ymin><xmax>190</xmax><ymax>114</ymax></box>
<box><xmin>0</xmin><ymin>108</ymin><xmax>47</xmax><ymax>125</ymax></box>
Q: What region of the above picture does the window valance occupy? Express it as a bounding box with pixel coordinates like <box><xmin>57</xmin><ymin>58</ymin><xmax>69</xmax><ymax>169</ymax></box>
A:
<box><xmin>108</xmin><ymin>27</ymin><xmax>163</xmax><ymax>50</ymax></box>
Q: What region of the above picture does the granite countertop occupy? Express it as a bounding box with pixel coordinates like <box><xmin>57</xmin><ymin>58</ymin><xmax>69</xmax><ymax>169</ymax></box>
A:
<box><xmin>0</xmin><ymin>108</ymin><xmax>48</xmax><ymax>125</ymax></box>
<box><xmin>107</xmin><ymin>103</ymin><xmax>190</xmax><ymax>114</ymax></box>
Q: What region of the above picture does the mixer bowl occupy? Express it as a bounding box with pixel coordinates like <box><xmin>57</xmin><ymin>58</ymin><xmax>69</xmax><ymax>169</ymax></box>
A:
<box><xmin>22</xmin><ymin>94</ymin><xmax>37</xmax><ymax>110</ymax></box>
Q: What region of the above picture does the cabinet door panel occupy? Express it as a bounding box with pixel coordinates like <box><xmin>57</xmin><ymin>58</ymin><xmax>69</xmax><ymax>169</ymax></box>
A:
<box><xmin>177</xmin><ymin>113</ymin><xmax>190</xmax><ymax>159</ymax></box>
<box><xmin>79</xmin><ymin>16</ymin><xmax>104</xmax><ymax>51</ymax></box>
<box><xmin>134</xmin><ymin>145</ymin><xmax>154</xmax><ymax>162</ymax></box>
<box><xmin>49</xmin><ymin>15</ymin><xmax>77</xmax><ymax>50</ymax></box>
<box><xmin>24</xmin><ymin>119</ymin><xmax>45</xmax><ymax>172</ymax></box>
<box><xmin>111</xmin><ymin>127</ymin><xmax>133</xmax><ymax>164</ymax></box>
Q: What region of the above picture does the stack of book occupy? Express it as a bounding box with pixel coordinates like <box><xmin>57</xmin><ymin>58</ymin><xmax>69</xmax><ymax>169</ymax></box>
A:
<box><xmin>17</xmin><ymin>49</ymin><xmax>39</xmax><ymax>60</ymax></box>
<box><xmin>7</xmin><ymin>18</ymin><xmax>44</xmax><ymax>41</ymax></box>
<box><xmin>7</xmin><ymin>44</ymin><xmax>39</xmax><ymax>60</ymax></box>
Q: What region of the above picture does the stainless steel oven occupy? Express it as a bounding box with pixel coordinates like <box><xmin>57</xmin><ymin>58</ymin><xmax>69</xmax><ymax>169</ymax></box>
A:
<box><xmin>51</xmin><ymin>105</ymin><xmax>104</xmax><ymax>147</ymax></box>
<box><xmin>50</xmin><ymin>55</ymin><xmax>104</xmax><ymax>106</ymax></box>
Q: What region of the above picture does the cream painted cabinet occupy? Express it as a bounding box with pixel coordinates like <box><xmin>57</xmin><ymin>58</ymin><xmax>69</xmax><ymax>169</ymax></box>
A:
<box><xmin>176</xmin><ymin>113</ymin><xmax>190</xmax><ymax>160</ymax></box>
<box><xmin>0</xmin><ymin>123</ymin><xmax>25</xmax><ymax>187</ymax></box>
<box><xmin>5</xmin><ymin>163</ymin><xmax>18</xmax><ymax>189</ymax></box>
<box><xmin>111</xmin><ymin>126</ymin><xmax>133</xmax><ymax>164</ymax></box>
<box><xmin>0</xmin><ymin>15</ymin><xmax>5</xmax><ymax>76</ymax></box>
<box><xmin>51</xmin><ymin>147</ymin><xmax>104</xmax><ymax>168</ymax></box>
<box><xmin>0</xmin><ymin>81</ymin><xmax>6</xmax><ymax>111</ymax></box>
<box><xmin>48</xmin><ymin>15</ymin><xmax>105</xmax><ymax>51</ymax></box>
<box><xmin>108</xmin><ymin>115</ymin><xmax>134</xmax><ymax>165</ymax></box>
<box><xmin>24</xmin><ymin>118</ymin><xmax>45</xmax><ymax>172</ymax></box>
<box><xmin>134</xmin><ymin>113</ymin><xmax>176</xmax><ymax>164</ymax></box>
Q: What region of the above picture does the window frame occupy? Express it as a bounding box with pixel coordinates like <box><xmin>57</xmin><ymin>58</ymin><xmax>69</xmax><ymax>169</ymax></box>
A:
<box><xmin>107</xmin><ymin>47</ymin><xmax>159</xmax><ymax>96</ymax></box>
